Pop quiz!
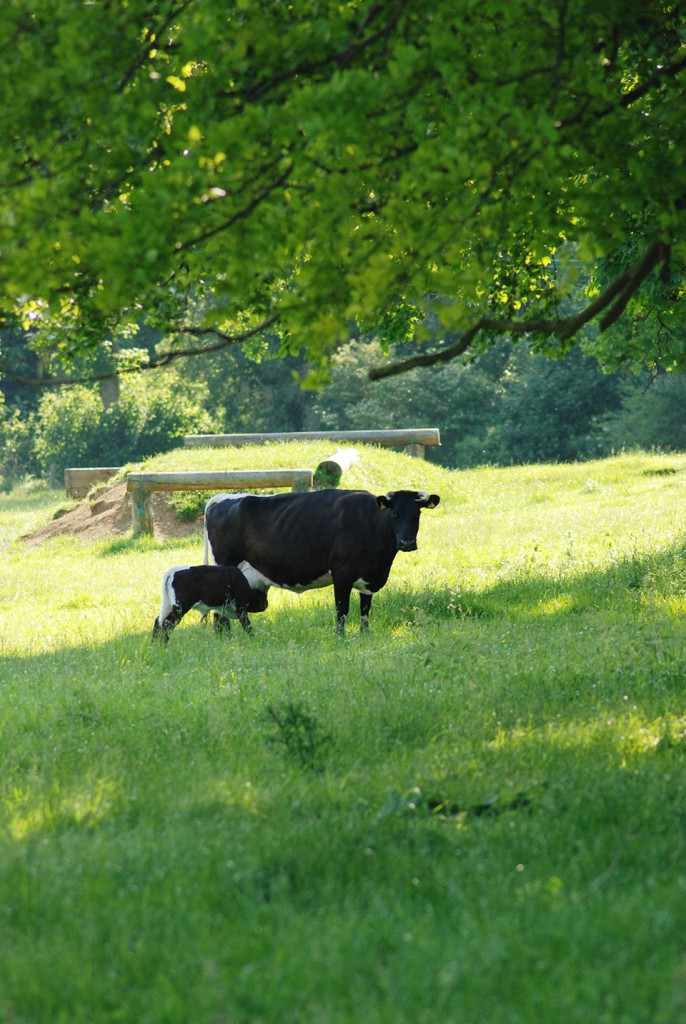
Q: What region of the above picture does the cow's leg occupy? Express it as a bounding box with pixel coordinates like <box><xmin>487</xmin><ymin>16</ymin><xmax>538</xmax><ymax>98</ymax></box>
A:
<box><xmin>333</xmin><ymin>577</ymin><xmax>354</xmax><ymax>636</ymax></box>
<box><xmin>359</xmin><ymin>592</ymin><xmax>373</xmax><ymax>632</ymax></box>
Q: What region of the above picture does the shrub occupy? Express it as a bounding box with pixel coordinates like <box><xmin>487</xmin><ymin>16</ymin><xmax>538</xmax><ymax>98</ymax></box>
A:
<box><xmin>33</xmin><ymin>370</ymin><xmax>214</xmax><ymax>480</ymax></box>
<box><xmin>0</xmin><ymin>400</ymin><xmax>38</xmax><ymax>490</ymax></box>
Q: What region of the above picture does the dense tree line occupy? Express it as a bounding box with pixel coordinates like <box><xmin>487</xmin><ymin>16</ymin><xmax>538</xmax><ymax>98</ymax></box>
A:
<box><xmin>2</xmin><ymin>330</ymin><xmax>684</xmax><ymax>490</ymax></box>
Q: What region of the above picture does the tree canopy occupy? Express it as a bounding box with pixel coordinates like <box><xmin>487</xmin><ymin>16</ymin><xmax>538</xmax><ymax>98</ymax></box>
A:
<box><xmin>1</xmin><ymin>0</ymin><xmax>684</xmax><ymax>383</ymax></box>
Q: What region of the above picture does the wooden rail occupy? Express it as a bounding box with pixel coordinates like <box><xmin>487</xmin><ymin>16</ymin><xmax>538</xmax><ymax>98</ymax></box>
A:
<box><xmin>184</xmin><ymin>428</ymin><xmax>441</xmax><ymax>458</ymax></box>
<box><xmin>126</xmin><ymin>469</ymin><xmax>313</xmax><ymax>537</ymax></box>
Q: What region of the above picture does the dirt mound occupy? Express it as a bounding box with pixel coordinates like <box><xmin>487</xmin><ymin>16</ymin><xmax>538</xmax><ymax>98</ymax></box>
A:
<box><xmin>22</xmin><ymin>482</ymin><xmax>202</xmax><ymax>547</ymax></box>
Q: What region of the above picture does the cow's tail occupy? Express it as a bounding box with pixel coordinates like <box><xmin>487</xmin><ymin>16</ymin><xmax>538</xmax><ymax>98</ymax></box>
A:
<box><xmin>203</xmin><ymin>494</ymin><xmax>223</xmax><ymax>564</ymax></box>
<box><xmin>203</xmin><ymin>513</ymin><xmax>211</xmax><ymax>564</ymax></box>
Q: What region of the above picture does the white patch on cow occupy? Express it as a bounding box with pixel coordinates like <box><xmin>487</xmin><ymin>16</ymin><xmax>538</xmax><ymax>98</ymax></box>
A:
<box><xmin>238</xmin><ymin>560</ymin><xmax>332</xmax><ymax>594</ymax></box>
<box><xmin>157</xmin><ymin>565</ymin><xmax>192</xmax><ymax>626</ymax></box>
<box><xmin>285</xmin><ymin>572</ymin><xmax>333</xmax><ymax>593</ymax></box>
<box><xmin>237</xmin><ymin>560</ymin><xmax>272</xmax><ymax>590</ymax></box>
<box><xmin>352</xmin><ymin>577</ymin><xmax>373</xmax><ymax>595</ymax></box>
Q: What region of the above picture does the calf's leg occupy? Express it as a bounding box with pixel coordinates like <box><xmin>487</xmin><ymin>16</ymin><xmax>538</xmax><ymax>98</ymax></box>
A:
<box><xmin>236</xmin><ymin>606</ymin><xmax>252</xmax><ymax>634</ymax></box>
<box><xmin>213</xmin><ymin>611</ymin><xmax>232</xmax><ymax>634</ymax></box>
<box><xmin>213</xmin><ymin>600</ymin><xmax>253</xmax><ymax>636</ymax></box>
<box><xmin>152</xmin><ymin>604</ymin><xmax>184</xmax><ymax>642</ymax></box>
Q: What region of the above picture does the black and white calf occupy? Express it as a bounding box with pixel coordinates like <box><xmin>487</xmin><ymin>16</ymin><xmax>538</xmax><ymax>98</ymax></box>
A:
<box><xmin>152</xmin><ymin>564</ymin><xmax>268</xmax><ymax>641</ymax></box>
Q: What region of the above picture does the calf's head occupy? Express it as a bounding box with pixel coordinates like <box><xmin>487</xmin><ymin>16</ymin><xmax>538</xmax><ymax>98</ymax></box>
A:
<box><xmin>248</xmin><ymin>588</ymin><xmax>269</xmax><ymax>613</ymax></box>
<box><xmin>377</xmin><ymin>490</ymin><xmax>440</xmax><ymax>551</ymax></box>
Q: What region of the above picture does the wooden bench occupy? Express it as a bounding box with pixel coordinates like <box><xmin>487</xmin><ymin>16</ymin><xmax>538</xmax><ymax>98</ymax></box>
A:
<box><xmin>184</xmin><ymin>428</ymin><xmax>441</xmax><ymax>459</ymax></box>
<box><xmin>126</xmin><ymin>469</ymin><xmax>314</xmax><ymax>537</ymax></box>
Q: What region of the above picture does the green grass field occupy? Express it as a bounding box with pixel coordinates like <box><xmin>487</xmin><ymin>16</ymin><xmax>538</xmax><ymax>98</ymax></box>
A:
<box><xmin>1</xmin><ymin>446</ymin><xmax>685</xmax><ymax>1023</ymax></box>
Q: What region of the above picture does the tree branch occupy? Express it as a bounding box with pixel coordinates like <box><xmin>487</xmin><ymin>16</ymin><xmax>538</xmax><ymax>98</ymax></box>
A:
<box><xmin>116</xmin><ymin>0</ymin><xmax>197</xmax><ymax>94</ymax></box>
<box><xmin>369</xmin><ymin>239</ymin><xmax>670</xmax><ymax>380</ymax></box>
<box><xmin>559</xmin><ymin>49</ymin><xmax>686</xmax><ymax>131</ymax></box>
<box><xmin>616</xmin><ymin>51</ymin><xmax>686</xmax><ymax>112</ymax></box>
<box><xmin>0</xmin><ymin>314</ymin><xmax>280</xmax><ymax>388</ymax></box>
<box><xmin>174</xmin><ymin>164</ymin><xmax>293</xmax><ymax>253</ymax></box>
<box><xmin>219</xmin><ymin>2</ymin><xmax>404</xmax><ymax>106</ymax></box>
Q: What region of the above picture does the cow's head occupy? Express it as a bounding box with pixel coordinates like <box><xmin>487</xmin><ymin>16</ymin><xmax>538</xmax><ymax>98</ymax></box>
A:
<box><xmin>377</xmin><ymin>490</ymin><xmax>440</xmax><ymax>551</ymax></box>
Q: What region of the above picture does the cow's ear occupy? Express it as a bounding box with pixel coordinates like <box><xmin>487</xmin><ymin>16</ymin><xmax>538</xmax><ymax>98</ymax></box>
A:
<box><xmin>419</xmin><ymin>493</ymin><xmax>440</xmax><ymax>509</ymax></box>
<box><xmin>377</xmin><ymin>494</ymin><xmax>392</xmax><ymax>509</ymax></box>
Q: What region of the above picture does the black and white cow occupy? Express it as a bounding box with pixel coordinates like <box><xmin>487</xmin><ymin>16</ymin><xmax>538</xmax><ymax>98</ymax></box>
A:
<box><xmin>152</xmin><ymin>564</ymin><xmax>269</xmax><ymax>641</ymax></box>
<box><xmin>203</xmin><ymin>488</ymin><xmax>440</xmax><ymax>634</ymax></box>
